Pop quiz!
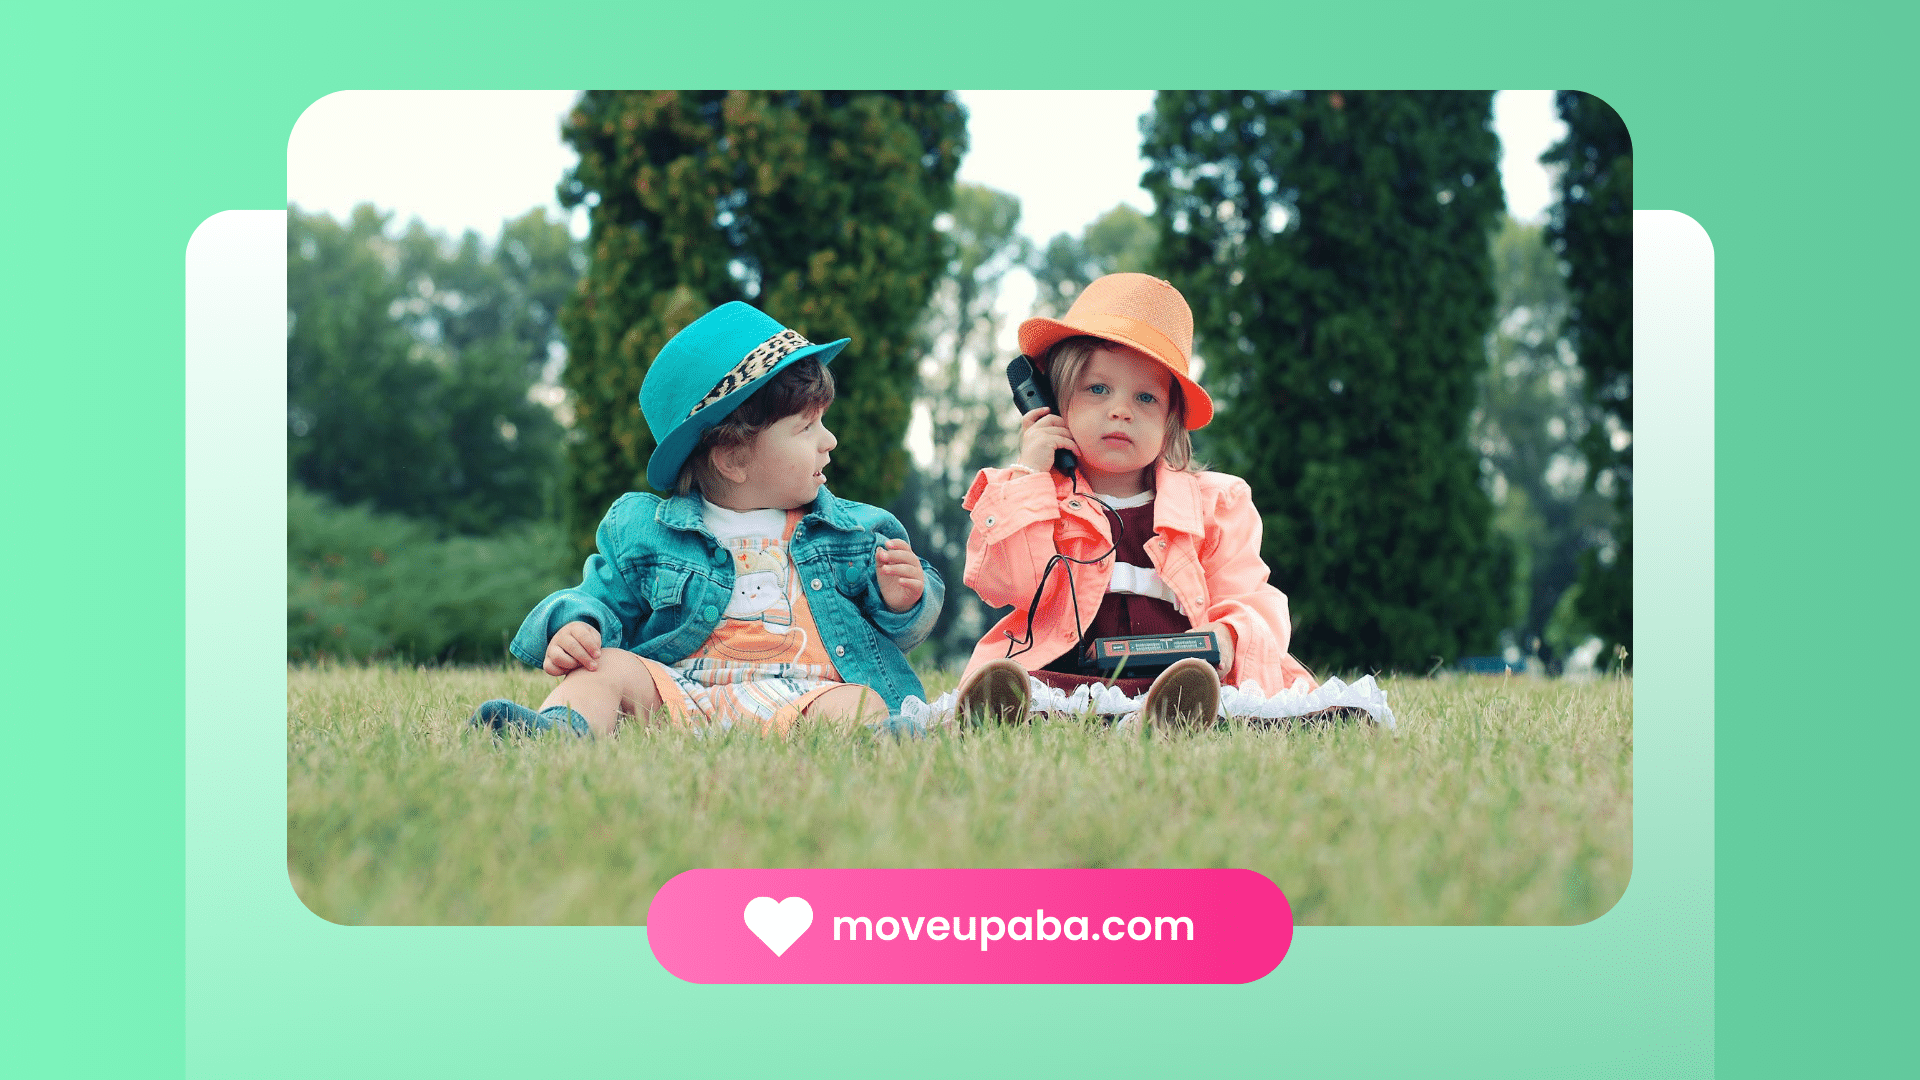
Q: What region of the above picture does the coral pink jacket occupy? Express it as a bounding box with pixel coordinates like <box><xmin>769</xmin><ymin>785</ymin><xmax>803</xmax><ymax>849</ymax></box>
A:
<box><xmin>961</xmin><ymin>462</ymin><xmax>1318</xmax><ymax>693</ymax></box>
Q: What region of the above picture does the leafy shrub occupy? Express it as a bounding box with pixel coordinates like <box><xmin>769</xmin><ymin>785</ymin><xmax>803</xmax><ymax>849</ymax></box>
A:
<box><xmin>288</xmin><ymin>485</ymin><xmax>574</xmax><ymax>664</ymax></box>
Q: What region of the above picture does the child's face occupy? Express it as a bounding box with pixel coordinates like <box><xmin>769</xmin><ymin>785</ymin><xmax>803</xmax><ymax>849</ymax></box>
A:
<box><xmin>1063</xmin><ymin>345</ymin><xmax>1172</xmax><ymax>496</ymax></box>
<box><xmin>726</xmin><ymin>406</ymin><xmax>837</xmax><ymax>510</ymax></box>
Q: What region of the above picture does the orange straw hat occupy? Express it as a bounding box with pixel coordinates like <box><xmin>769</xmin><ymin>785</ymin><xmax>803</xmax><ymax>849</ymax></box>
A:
<box><xmin>1017</xmin><ymin>272</ymin><xmax>1213</xmax><ymax>429</ymax></box>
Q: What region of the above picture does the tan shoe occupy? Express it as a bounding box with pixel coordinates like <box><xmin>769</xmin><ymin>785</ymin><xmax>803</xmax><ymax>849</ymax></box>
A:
<box><xmin>954</xmin><ymin>658</ymin><xmax>1032</xmax><ymax>726</ymax></box>
<box><xmin>1140</xmin><ymin>658</ymin><xmax>1221</xmax><ymax>732</ymax></box>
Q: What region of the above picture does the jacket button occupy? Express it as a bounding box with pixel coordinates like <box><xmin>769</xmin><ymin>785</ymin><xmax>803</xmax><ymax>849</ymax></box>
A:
<box><xmin>1068</xmin><ymin>500</ymin><xmax>1081</xmax><ymax>510</ymax></box>
<box><xmin>811</xmin><ymin>578</ymin><xmax>823</xmax><ymax>590</ymax></box>
<box><xmin>702</xmin><ymin>605</ymin><xmax>718</xmax><ymax>621</ymax></box>
<box><xmin>985</xmin><ymin>516</ymin><xmax>995</xmax><ymax>526</ymax></box>
<box><xmin>710</xmin><ymin>549</ymin><xmax>728</xmax><ymax>567</ymax></box>
<box><xmin>835</xmin><ymin>645</ymin><xmax>845</xmax><ymax>657</ymax></box>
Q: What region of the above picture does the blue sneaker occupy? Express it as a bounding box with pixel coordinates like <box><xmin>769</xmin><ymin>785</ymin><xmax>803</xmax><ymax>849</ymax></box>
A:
<box><xmin>471</xmin><ymin>699</ymin><xmax>592</xmax><ymax>738</ymax></box>
<box><xmin>871</xmin><ymin>712</ymin><xmax>928</xmax><ymax>739</ymax></box>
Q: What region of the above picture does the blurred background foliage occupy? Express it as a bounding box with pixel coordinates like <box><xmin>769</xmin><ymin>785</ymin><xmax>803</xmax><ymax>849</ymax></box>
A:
<box><xmin>288</xmin><ymin>203</ymin><xmax>574</xmax><ymax>534</ymax></box>
<box><xmin>288</xmin><ymin>90</ymin><xmax>1629</xmax><ymax>672</ymax></box>
<box><xmin>1546</xmin><ymin>91</ymin><xmax>1633</xmax><ymax>667</ymax></box>
<box><xmin>288</xmin><ymin>485</ymin><xmax>573</xmax><ymax>663</ymax></box>
<box><xmin>885</xmin><ymin>182</ymin><xmax>1027</xmax><ymax>665</ymax></box>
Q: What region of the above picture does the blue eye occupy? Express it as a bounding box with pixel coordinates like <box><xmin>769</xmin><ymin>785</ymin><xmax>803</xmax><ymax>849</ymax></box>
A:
<box><xmin>1087</xmin><ymin>383</ymin><xmax>1109</xmax><ymax>395</ymax></box>
<box><xmin>1136</xmin><ymin>392</ymin><xmax>1158</xmax><ymax>405</ymax></box>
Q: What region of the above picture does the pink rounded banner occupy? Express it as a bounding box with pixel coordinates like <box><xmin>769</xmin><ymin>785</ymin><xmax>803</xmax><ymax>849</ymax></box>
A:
<box><xmin>646</xmin><ymin>868</ymin><xmax>1292</xmax><ymax>984</ymax></box>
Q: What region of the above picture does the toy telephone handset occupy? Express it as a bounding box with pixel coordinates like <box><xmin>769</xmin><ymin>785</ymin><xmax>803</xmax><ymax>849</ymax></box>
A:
<box><xmin>1006</xmin><ymin>354</ymin><xmax>1077</xmax><ymax>478</ymax></box>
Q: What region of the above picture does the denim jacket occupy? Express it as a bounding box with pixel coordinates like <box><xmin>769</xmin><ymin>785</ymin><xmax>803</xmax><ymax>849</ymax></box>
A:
<box><xmin>510</xmin><ymin>486</ymin><xmax>943</xmax><ymax>711</ymax></box>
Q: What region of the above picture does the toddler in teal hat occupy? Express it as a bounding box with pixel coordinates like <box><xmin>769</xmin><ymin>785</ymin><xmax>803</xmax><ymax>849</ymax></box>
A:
<box><xmin>471</xmin><ymin>302</ymin><xmax>942</xmax><ymax>738</ymax></box>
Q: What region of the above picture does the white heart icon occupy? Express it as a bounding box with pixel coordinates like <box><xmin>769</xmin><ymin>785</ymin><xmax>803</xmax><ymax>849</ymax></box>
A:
<box><xmin>742</xmin><ymin>896</ymin><xmax>813</xmax><ymax>957</ymax></box>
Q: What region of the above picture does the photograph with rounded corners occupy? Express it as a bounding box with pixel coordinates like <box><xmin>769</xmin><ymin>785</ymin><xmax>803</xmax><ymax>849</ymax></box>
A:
<box><xmin>286</xmin><ymin>89</ymin><xmax>1633</xmax><ymax>926</ymax></box>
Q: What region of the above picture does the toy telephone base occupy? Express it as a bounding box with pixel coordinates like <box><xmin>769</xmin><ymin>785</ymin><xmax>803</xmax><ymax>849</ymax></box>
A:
<box><xmin>1005</xmin><ymin>353</ymin><xmax>1077</xmax><ymax>477</ymax></box>
<box><xmin>1079</xmin><ymin>631</ymin><xmax>1220</xmax><ymax>679</ymax></box>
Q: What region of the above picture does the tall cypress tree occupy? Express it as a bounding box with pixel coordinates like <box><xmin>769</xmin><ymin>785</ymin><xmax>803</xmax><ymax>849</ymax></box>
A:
<box><xmin>556</xmin><ymin>91</ymin><xmax>965</xmax><ymax>556</ymax></box>
<box><xmin>1142</xmin><ymin>90</ymin><xmax>1509</xmax><ymax>673</ymax></box>
<box><xmin>1544</xmin><ymin>91</ymin><xmax>1632</xmax><ymax>668</ymax></box>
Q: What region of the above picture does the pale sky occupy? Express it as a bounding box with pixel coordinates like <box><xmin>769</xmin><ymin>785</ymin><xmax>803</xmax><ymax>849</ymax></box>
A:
<box><xmin>288</xmin><ymin>90</ymin><xmax>1567</xmax><ymax>247</ymax></box>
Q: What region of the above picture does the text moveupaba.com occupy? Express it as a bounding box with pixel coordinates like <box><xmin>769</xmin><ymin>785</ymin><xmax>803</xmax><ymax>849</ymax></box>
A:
<box><xmin>831</xmin><ymin>910</ymin><xmax>1196</xmax><ymax>951</ymax></box>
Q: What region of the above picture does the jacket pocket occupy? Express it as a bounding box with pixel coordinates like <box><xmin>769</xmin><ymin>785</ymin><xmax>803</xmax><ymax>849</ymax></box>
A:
<box><xmin>836</xmin><ymin>551</ymin><xmax>875</xmax><ymax>596</ymax></box>
<box><xmin>646</xmin><ymin>565</ymin><xmax>693</xmax><ymax>609</ymax></box>
<box><xmin>808</xmin><ymin>543</ymin><xmax>874</xmax><ymax>597</ymax></box>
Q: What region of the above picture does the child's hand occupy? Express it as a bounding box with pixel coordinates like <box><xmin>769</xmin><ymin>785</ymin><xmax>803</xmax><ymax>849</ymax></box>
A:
<box><xmin>1016</xmin><ymin>406</ymin><xmax>1078</xmax><ymax>474</ymax></box>
<box><xmin>544</xmin><ymin>620</ymin><xmax>602</xmax><ymax>676</ymax></box>
<box><xmin>1193</xmin><ymin>621</ymin><xmax>1236</xmax><ymax>676</ymax></box>
<box><xmin>875</xmin><ymin>537</ymin><xmax>926</xmax><ymax>613</ymax></box>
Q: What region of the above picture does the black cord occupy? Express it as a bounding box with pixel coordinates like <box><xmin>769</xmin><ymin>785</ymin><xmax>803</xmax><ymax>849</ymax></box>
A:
<box><xmin>1002</xmin><ymin>471</ymin><xmax>1128</xmax><ymax>661</ymax></box>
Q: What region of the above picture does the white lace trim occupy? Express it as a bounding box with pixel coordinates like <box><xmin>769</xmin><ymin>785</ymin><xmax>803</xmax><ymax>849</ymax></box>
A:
<box><xmin>899</xmin><ymin>674</ymin><xmax>1396</xmax><ymax>730</ymax></box>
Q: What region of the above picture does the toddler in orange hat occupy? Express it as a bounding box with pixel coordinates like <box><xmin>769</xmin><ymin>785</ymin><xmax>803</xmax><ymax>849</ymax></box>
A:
<box><xmin>952</xmin><ymin>273</ymin><xmax>1321</xmax><ymax>730</ymax></box>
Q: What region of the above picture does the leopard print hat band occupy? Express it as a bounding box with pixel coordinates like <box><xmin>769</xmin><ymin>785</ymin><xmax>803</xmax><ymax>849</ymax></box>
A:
<box><xmin>686</xmin><ymin>329</ymin><xmax>814</xmax><ymax>419</ymax></box>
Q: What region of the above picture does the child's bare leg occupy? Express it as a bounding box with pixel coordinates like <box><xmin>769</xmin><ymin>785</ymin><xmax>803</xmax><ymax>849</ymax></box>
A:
<box><xmin>539</xmin><ymin>648</ymin><xmax>663</xmax><ymax>737</ymax></box>
<box><xmin>797</xmin><ymin>684</ymin><xmax>889</xmax><ymax>733</ymax></box>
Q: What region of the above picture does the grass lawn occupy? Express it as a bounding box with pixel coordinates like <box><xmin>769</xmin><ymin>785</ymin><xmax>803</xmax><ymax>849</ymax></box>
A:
<box><xmin>288</xmin><ymin>663</ymin><xmax>1630</xmax><ymax>926</ymax></box>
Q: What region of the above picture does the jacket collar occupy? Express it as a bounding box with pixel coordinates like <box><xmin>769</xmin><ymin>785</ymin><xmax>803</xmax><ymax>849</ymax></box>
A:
<box><xmin>654</xmin><ymin>491</ymin><xmax>711</xmax><ymax>534</ymax></box>
<box><xmin>1149</xmin><ymin>462</ymin><xmax>1209</xmax><ymax>539</ymax></box>
<box><xmin>654</xmin><ymin>485</ymin><xmax>864</xmax><ymax>535</ymax></box>
<box><xmin>802</xmin><ymin>485</ymin><xmax>867</xmax><ymax>533</ymax></box>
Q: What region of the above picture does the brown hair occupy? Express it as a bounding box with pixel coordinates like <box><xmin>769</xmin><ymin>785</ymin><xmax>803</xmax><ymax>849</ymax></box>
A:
<box><xmin>675</xmin><ymin>358</ymin><xmax>837</xmax><ymax>497</ymax></box>
<box><xmin>1043</xmin><ymin>336</ymin><xmax>1199</xmax><ymax>472</ymax></box>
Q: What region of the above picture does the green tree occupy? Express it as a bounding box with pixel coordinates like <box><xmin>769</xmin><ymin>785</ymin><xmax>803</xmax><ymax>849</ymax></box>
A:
<box><xmin>1476</xmin><ymin>216</ymin><xmax>1615</xmax><ymax>668</ymax></box>
<box><xmin>1029</xmin><ymin>203</ymin><xmax>1157</xmax><ymax>318</ymax></box>
<box><xmin>1544</xmin><ymin>91</ymin><xmax>1633</xmax><ymax>667</ymax></box>
<box><xmin>889</xmin><ymin>183</ymin><xmax>1029</xmax><ymax>666</ymax></box>
<box><xmin>287</xmin><ymin>205</ymin><xmax>571</xmax><ymax>534</ymax></box>
<box><xmin>1142</xmin><ymin>90</ymin><xmax>1510</xmax><ymax>674</ymax></box>
<box><xmin>393</xmin><ymin>209</ymin><xmax>582</xmax><ymax>379</ymax></box>
<box><xmin>556</xmin><ymin>91</ymin><xmax>966</xmax><ymax>557</ymax></box>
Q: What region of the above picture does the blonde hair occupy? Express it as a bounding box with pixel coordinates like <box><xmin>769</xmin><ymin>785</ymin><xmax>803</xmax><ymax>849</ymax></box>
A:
<box><xmin>1043</xmin><ymin>336</ymin><xmax>1200</xmax><ymax>473</ymax></box>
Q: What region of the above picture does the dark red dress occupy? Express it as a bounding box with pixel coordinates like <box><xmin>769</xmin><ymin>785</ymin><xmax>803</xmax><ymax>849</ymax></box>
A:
<box><xmin>1034</xmin><ymin>500</ymin><xmax>1191</xmax><ymax>695</ymax></box>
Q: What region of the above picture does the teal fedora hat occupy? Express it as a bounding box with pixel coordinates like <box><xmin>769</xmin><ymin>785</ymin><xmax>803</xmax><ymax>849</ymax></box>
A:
<box><xmin>640</xmin><ymin>301</ymin><xmax>849</xmax><ymax>491</ymax></box>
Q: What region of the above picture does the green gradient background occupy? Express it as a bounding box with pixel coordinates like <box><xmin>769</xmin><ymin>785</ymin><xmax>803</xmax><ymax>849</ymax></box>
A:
<box><xmin>7</xmin><ymin>1</ymin><xmax>1906</xmax><ymax>1076</ymax></box>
